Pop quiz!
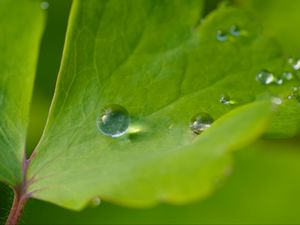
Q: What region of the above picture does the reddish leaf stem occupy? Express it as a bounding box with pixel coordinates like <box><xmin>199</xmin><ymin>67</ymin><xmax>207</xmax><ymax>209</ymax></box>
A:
<box><xmin>5</xmin><ymin>188</ymin><xmax>28</xmax><ymax>225</ymax></box>
<box><xmin>5</xmin><ymin>154</ymin><xmax>30</xmax><ymax>225</ymax></box>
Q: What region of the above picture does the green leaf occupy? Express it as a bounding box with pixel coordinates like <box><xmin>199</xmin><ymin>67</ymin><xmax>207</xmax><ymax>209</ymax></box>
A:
<box><xmin>26</xmin><ymin>0</ymin><xmax>291</xmax><ymax>209</ymax></box>
<box><xmin>231</xmin><ymin>1</ymin><xmax>300</xmax><ymax>137</ymax></box>
<box><xmin>0</xmin><ymin>0</ymin><xmax>45</xmax><ymax>186</ymax></box>
<box><xmin>23</xmin><ymin>138</ymin><xmax>300</xmax><ymax>224</ymax></box>
<box><xmin>28</xmin><ymin>98</ymin><xmax>270</xmax><ymax>209</ymax></box>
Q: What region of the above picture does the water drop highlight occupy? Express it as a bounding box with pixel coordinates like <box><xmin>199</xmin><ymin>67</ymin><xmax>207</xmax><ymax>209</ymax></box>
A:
<box><xmin>288</xmin><ymin>86</ymin><xmax>300</xmax><ymax>102</ymax></box>
<box><xmin>90</xmin><ymin>197</ymin><xmax>101</xmax><ymax>207</ymax></box>
<box><xmin>40</xmin><ymin>1</ymin><xmax>49</xmax><ymax>10</ymax></box>
<box><xmin>282</xmin><ymin>71</ymin><xmax>293</xmax><ymax>81</ymax></box>
<box><xmin>190</xmin><ymin>113</ymin><xmax>214</xmax><ymax>134</ymax></box>
<box><xmin>216</xmin><ymin>30</ymin><xmax>228</xmax><ymax>42</ymax></box>
<box><xmin>288</xmin><ymin>58</ymin><xmax>300</xmax><ymax>71</ymax></box>
<box><xmin>294</xmin><ymin>60</ymin><xmax>300</xmax><ymax>70</ymax></box>
<box><xmin>220</xmin><ymin>94</ymin><xmax>236</xmax><ymax>105</ymax></box>
<box><xmin>229</xmin><ymin>25</ymin><xmax>240</xmax><ymax>37</ymax></box>
<box><xmin>275</xmin><ymin>78</ymin><xmax>283</xmax><ymax>85</ymax></box>
<box><xmin>256</xmin><ymin>70</ymin><xmax>276</xmax><ymax>85</ymax></box>
<box><xmin>271</xmin><ymin>97</ymin><xmax>282</xmax><ymax>105</ymax></box>
<box><xmin>97</xmin><ymin>104</ymin><xmax>130</xmax><ymax>138</ymax></box>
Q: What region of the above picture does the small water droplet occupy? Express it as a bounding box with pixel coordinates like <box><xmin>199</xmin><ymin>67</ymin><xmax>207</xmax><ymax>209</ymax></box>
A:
<box><xmin>275</xmin><ymin>78</ymin><xmax>283</xmax><ymax>85</ymax></box>
<box><xmin>97</xmin><ymin>104</ymin><xmax>130</xmax><ymax>138</ymax></box>
<box><xmin>220</xmin><ymin>94</ymin><xmax>236</xmax><ymax>105</ymax></box>
<box><xmin>229</xmin><ymin>25</ymin><xmax>240</xmax><ymax>37</ymax></box>
<box><xmin>293</xmin><ymin>59</ymin><xmax>300</xmax><ymax>70</ymax></box>
<box><xmin>282</xmin><ymin>71</ymin><xmax>293</xmax><ymax>81</ymax></box>
<box><xmin>40</xmin><ymin>1</ymin><xmax>49</xmax><ymax>10</ymax></box>
<box><xmin>288</xmin><ymin>58</ymin><xmax>300</xmax><ymax>71</ymax></box>
<box><xmin>256</xmin><ymin>70</ymin><xmax>276</xmax><ymax>85</ymax></box>
<box><xmin>216</xmin><ymin>30</ymin><xmax>228</xmax><ymax>42</ymax></box>
<box><xmin>287</xmin><ymin>87</ymin><xmax>300</xmax><ymax>102</ymax></box>
<box><xmin>271</xmin><ymin>97</ymin><xmax>282</xmax><ymax>105</ymax></box>
<box><xmin>90</xmin><ymin>197</ymin><xmax>101</xmax><ymax>207</ymax></box>
<box><xmin>190</xmin><ymin>113</ymin><xmax>214</xmax><ymax>134</ymax></box>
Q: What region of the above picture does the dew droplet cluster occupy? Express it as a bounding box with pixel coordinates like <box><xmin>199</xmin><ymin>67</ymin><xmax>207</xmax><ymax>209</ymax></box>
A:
<box><xmin>216</xmin><ymin>25</ymin><xmax>242</xmax><ymax>42</ymax></box>
<box><xmin>96</xmin><ymin>105</ymin><xmax>215</xmax><ymax>138</ymax></box>
<box><xmin>95</xmin><ymin>56</ymin><xmax>300</xmax><ymax>139</ymax></box>
<box><xmin>288</xmin><ymin>86</ymin><xmax>300</xmax><ymax>102</ymax></box>
<box><xmin>256</xmin><ymin>57</ymin><xmax>300</xmax><ymax>87</ymax></box>
<box><xmin>255</xmin><ymin>57</ymin><xmax>300</xmax><ymax>103</ymax></box>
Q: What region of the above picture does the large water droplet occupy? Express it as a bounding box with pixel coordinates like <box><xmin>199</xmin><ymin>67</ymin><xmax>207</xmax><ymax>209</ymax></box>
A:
<box><xmin>216</xmin><ymin>30</ymin><xmax>228</xmax><ymax>42</ymax></box>
<box><xmin>97</xmin><ymin>104</ymin><xmax>130</xmax><ymax>137</ymax></box>
<box><xmin>220</xmin><ymin>94</ymin><xmax>236</xmax><ymax>105</ymax></box>
<box><xmin>229</xmin><ymin>25</ymin><xmax>240</xmax><ymax>37</ymax></box>
<box><xmin>256</xmin><ymin>70</ymin><xmax>276</xmax><ymax>85</ymax></box>
<box><xmin>40</xmin><ymin>1</ymin><xmax>49</xmax><ymax>10</ymax></box>
<box><xmin>190</xmin><ymin>113</ymin><xmax>214</xmax><ymax>134</ymax></box>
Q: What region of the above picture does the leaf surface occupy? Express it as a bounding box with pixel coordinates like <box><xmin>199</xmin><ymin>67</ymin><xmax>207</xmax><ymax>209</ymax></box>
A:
<box><xmin>0</xmin><ymin>0</ymin><xmax>45</xmax><ymax>186</ymax></box>
<box><xmin>27</xmin><ymin>0</ymin><xmax>293</xmax><ymax>209</ymax></box>
<box><xmin>236</xmin><ymin>0</ymin><xmax>300</xmax><ymax>55</ymax></box>
<box><xmin>24</xmin><ymin>138</ymin><xmax>300</xmax><ymax>224</ymax></box>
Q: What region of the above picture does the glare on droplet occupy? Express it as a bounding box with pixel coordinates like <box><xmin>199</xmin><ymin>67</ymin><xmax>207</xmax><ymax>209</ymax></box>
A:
<box><xmin>293</xmin><ymin>59</ymin><xmax>300</xmax><ymax>70</ymax></box>
<box><xmin>127</xmin><ymin>125</ymin><xmax>143</xmax><ymax>134</ymax></box>
<box><xmin>190</xmin><ymin>113</ymin><xmax>214</xmax><ymax>134</ymax></box>
<box><xmin>229</xmin><ymin>25</ymin><xmax>240</xmax><ymax>37</ymax></box>
<box><xmin>256</xmin><ymin>70</ymin><xmax>276</xmax><ymax>85</ymax></box>
<box><xmin>282</xmin><ymin>71</ymin><xmax>293</xmax><ymax>81</ymax></box>
<box><xmin>220</xmin><ymin>94</ymin><xmax>236</xmax><ymax>105</ymax></box>
<box><xmin>288</xmin><ymin>58</ymin><xmax>300</xmax><ymax>71</ymax></box>
<box><xmin>271</xmin><ymin>97</ymin><xmax>282</xmax><ymax>105</ymax></box>
<box><xmin>275</xmin><ymin>78</ymin><xmax>283</xmax><ymax>85</ymax></box>
<box><xmin>216</xmin><ymin>30</ymin><xmax>228</xmax><ymax>42</ymax></box>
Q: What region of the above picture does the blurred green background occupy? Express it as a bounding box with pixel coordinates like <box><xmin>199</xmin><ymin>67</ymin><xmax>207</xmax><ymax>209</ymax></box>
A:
<box><xmin>1</xmin><ymin>0</ymin><xmax>300</xmax><ymax>224</ymax></box>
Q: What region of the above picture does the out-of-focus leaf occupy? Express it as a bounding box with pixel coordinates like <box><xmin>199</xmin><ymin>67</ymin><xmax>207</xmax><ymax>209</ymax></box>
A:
<box><xmin>236</xmin><ymin>0</ymin><xmax>300</xmax><ymax>55</ymax></box>
<box><xmin>0</xmin><ymin>0</ymin><xmax>45</xmax><ymax>186</ymax></box>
